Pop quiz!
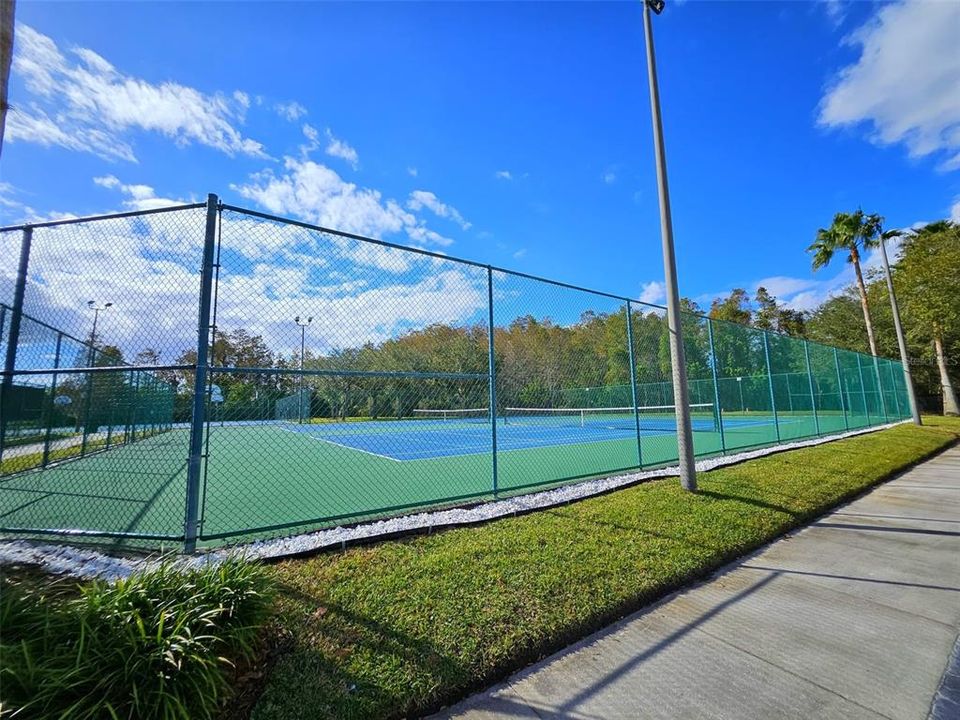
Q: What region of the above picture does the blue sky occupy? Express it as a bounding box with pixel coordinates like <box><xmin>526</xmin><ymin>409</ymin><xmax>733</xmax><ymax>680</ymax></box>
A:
<box><xmin>2</xmin><ymin>0</ymin><xmax>959</xmax><ymax>325</ymax></box>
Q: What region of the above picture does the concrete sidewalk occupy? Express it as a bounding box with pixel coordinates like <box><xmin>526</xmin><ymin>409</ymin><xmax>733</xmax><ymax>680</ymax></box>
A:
<box><xmin>437</xmin><ymin>445</ymin><xmax>960</xmax><ymax>720</ymax></box>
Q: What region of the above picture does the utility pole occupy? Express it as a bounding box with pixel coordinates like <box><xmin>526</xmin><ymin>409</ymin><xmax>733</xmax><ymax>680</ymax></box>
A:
<box><xmin>641</xmin><ymin>0</ymin><xmax>696</xmax><ymax>490</ymax></box>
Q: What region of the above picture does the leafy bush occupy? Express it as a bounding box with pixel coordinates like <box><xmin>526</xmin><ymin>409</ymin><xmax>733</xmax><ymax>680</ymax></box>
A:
<box><xmin>1</xmin><ymin>558</ymin><xmax>273</xmax><ymax>719</ymax></box>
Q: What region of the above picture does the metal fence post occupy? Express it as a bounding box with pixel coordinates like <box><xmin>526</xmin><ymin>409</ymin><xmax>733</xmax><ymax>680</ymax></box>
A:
<box><xmin>486</xmin><ymin>267</ymin><xmax>499</xmax><ymax>497</ymax></box>
<box><xmin>888</xmin><ymin>361</ymin><xmax>903</xmax><ymax>419</ymax></box>
<box><xmin>707</xmin><ymin>318</ymin><xmax>726</xmax><ymax>454</ymax></box>
<box><xmin>834</xmin><ymin>347</ymin><xmax>849</xmax><ymax>430</ymax></box>
<box><xmin>873</xmin><ymin>357</ymin><xmax>889</xmax><ymax>423</ymax></box>
<box><xmin>0</xmin><ymin>227</ymin><xmax>32</xmax><ymax>462</ymax></box>
<box><xmin>762</xmin><ymin>331</ymin><xmax>780</xmax><ymax>443</ymax></box>
<box><xmin>856</xmin><ymin>353</ymin><xmax>871</xmax><ymax>425</ymax></box>
<box><xmin>625</xmin><ymin>301</ymin><xmax>643</xmax><ymax>467</ymax></box>
<box><xmin>184</xmin><ymin>193</ymin><xmax>219</xmax><ymax>553</ymax></box>
<box><xmin>41</xmin><ymin>332</ymin><xmax>63</xmax><ymax>466</ymax></box>
<box><xmin>803</xmin><ymin>340</ymin><xmax>820</xmax><ymax>437</ymax></box>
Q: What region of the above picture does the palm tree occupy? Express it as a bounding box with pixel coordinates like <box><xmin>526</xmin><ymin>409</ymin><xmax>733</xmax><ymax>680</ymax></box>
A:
<box><xmin>808</xmin><ymin>210</ymin><xmax>883</xmax><ymax>356</ymax></box>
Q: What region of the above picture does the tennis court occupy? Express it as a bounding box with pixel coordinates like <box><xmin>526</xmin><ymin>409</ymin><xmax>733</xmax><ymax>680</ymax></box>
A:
<box><xmin>0</xmin><ymin>401</ymin><xmax>852</xmax><ymax>545</ymax></box>
<box><xmin>0</xmin><ymin>201</ymin><xmax>911</xmax><ymax>549</ymax></box>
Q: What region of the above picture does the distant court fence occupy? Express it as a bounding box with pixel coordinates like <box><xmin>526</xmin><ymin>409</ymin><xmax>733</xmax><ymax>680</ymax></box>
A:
<box><xmin>0</xmin><ymin>195</ymin><xmax>912</xmax><ymax>551</ymax></box>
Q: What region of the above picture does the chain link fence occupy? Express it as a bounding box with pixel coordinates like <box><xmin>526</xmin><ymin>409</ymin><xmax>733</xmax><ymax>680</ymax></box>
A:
<box><xmin>0</xmin><ymin>196</ymin><xmax>913</xmax><ymax>550</ymax></box>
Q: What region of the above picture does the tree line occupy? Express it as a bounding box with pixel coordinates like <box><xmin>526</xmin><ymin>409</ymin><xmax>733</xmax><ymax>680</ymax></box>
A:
<box><xmin>79</xmin><ymin>216</ymin><xmax>956</xmax><ymax>422</ymax></box>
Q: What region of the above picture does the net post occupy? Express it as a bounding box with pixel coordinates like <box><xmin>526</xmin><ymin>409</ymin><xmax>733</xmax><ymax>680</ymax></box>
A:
<box><xmin>625</xmin><ymin>300</ymin><xmax>644</xmax><ymax>467</ymax></box>
<box><xmin>706</xmin><ymin>318</ymin><xmax>726</xmax><ymax>452</ymax></box>
<box><xmin>856</xmin><ymin>353</ymin><xmax>871</xmax><ymax>425</ymax></box>
<box><xmin>873</xmin><ymin>357</ymin><xmax>889</xmax><ymax>423</ymax></box>
<box><xmin>762</xmin><ymin>331</ymin><xmax>780</xmax><ymax>443</ymax></box>
<box><xmin>0</xmin><ymin>227</ymin><xmax>32</xmax><ymax>463</ymax></box>
<box><xmin>41</xmin><ymin>332</ymin><xmax>63</xmax><ymax>467</ymax></box>
<box><xmin>486</xmin><ymin>266</ymin><xmax>499</xmax><ymax>498</ymax></box>
<box><xmin>184</xmin><ymin>193</ymin><xmax>218</xmax><ymax>553</ymax></box>
<box><xmin>803</xmin><ymin>339</ymin><xmax>820</xmax><ymax>437</ymax></box>
<box><xmin>834</xmin><ymin>347</ymin><xmax>849</xmax><ymax>430</ymax></box>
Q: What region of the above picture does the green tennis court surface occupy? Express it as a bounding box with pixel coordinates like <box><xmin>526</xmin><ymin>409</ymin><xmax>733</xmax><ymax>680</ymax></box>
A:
<box><xmin>0</xmin><ymin>407</ymin><xmax>873</xmax><ymax>546</ymax></box>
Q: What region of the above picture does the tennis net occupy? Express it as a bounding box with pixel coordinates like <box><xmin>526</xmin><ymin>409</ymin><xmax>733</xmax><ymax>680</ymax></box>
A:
<box><xmin>411</xmin><ymin>408</ymin><xmax>490</xmax><ymax>422</ymax></box>
<box><xmin>503</xmin><ymin>403</ymin><xmax>719</xmax><ymax>432</ymax></box>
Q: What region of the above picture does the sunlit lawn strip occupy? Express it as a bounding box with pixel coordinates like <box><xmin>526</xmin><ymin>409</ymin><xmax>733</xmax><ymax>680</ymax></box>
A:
<box><xmin>254</xmin><ymin>418</ymin><xmax>960</xmax><ymax>720</ymax></box>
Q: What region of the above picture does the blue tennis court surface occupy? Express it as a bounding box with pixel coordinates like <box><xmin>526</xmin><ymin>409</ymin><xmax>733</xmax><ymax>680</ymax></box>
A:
<box><xmin>278</xmin><ymin>412</ymin><xmax>734</xmax><ymax>462</ymax></box>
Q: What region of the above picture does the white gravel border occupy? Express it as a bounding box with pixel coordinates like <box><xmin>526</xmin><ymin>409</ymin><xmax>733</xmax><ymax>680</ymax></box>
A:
<box><xmin>0</xmin><ymin>421</ymin><xmax>908</xmax><ymax>580</ymax></box>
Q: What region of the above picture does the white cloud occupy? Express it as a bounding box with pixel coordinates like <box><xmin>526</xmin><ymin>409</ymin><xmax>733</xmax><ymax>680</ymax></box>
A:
<box><xmin>406</xmin><ymin>190</ymin><xmax>471</xmax><ymax>230</ymax></box>
<box><xmin>951</xmin><ymin>198</ymin><xmax>960</xmax><ymax>223</ymax></box>
<box><xmin>512</xmin><ymin>249</ymin><xmax>527</xmax><ymax>260</ymax></box>
<box><xmin>602</xmin><ymin>171</ymin><xmax>617</xmax><ymax>185</ymax></box>
<box><xmin>8</xmin><ymin>25</ymin><xmax>266</xmax><ymax>162</ymax></box>
<box><xmin>405</xmin><ymin>225</ymin><xmax>453</xmax><ymax>248</ymax></box>
<box><xmin>751</xmin><ymin>276</ymin><xmax>820</xmax><ymax>299</ymax></box>
<box><xmin>407</xmin><ymin>167</ymin><xmax>418</xmax><ymax>177</ymax></box>
<box><xmin>93</xmin><ymin>175</ymin><xmax>120</xmax><ymax>189</ymax></box>
<box><xmin>818</xmin><ymin>1</ymin><xmax>960</xmax><ymax>170</ymax></box>
<box><xmin>299</xmin><ymin>123</ymin><xmax>321</xmax><ymax>156</ymax></box>
<box><xmin>7</xmin><ymin>105</ymin><xmax>137</xmax><ymax>162</ymax></box>
<box><xmin>275</xmin><ymin>101</ymin><xmax>307</xmax><ymax>122</ymax></box>
<box><xmin>0</xmin><ymin>182</ymin><xmax>36</xmax><ymax>219</ymax></box>
<box><xmin>324</xmin><ymin>128</ymin><xmax>359</xmax><ymax>169</ymax></box>
<box><xmin>92</xmin><ymin>174</ymin><xmax>186</xmax><ymax>211</ymax></box>
<box><xmin>232</xmin><ymin>158</ymin><xmax>411</xmax><ymax>237</ymax></box>
<box><xmin>2</xmin><ymin>211</ymin><xmax>488</xmax><ymax>362</ymax></box>
<box><xmin>231</xmin><ymin>158</ymin><xmax>457</xmax><ymax>249</ymax></box>
<box><xmin>638</xmin><ymin>280</ymin><xmax>665</xmax><ymax>306</ymax></box>
<box><xmin>495</xmin><ymin>170</ymin><xmax>513</xmax><ymax>181</ymax></box>
<box><xmin>822</xmin><ymin>0</ymin><xmax>847</xmax><ymax>29</ymax></box>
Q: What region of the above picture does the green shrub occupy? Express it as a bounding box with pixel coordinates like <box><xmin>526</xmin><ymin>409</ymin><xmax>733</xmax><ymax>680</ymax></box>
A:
<box><xmin>1</xmin><ymin>558</ymin><xmax>273</xmax><ymax>719</ymax></box>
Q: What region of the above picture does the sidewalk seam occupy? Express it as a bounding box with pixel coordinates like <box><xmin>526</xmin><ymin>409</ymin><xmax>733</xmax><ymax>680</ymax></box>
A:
<box><xmin>691</xmin><ymin>622</ymin><xmax>897</xmax><ymax>720</ymax></box>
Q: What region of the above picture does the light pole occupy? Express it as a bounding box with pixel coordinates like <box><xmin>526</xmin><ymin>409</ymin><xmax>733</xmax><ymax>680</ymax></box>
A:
<box><xmin>737</xmin><ymin>376</ymin><xmax>744</xmax><ymax>412</ymax></box>
<box><xmin>878</xmin><ymin>236</ymin><xmax>921</xmax><ymax>425</ymax></box>
<box><xmin>641</xmin><ymin>0</ymin><xmax>696</xmax><ymax>491</ymax></box>
<box><xmin>86</xmin><ymin>300</ymin><xmax>113</xmax><ymax>365</ymax></box>
<box><xmin>82</xmin><ymin>300</ymin><xmax>112</xmax><ymax>452</ymax></box>
<box><xmin>295</xmin><ymin>315</ymin><xmax>312</xmax><ymax>424</ymax></box>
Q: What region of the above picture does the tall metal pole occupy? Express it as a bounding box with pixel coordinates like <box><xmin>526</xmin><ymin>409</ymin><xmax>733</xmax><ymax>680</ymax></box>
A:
<box><xmin>878</xmin><ymin>236</ymin><xmax>921</xmax><ymax>425</ymax></box>
<box><xmin>641</xmin><ymin>0</ymin><xmax>696</xmax><ymax>490</ymax></box>
<box><xmin>184</xmin><ymin>193</ymin><xmax>218</xmax><ymax>553</ymax></box>
<box><xmin>300</xmin><ymin>326</ymin><xmax>305</xmax><ymax>423</ymax></box>
<box><xmin>295</xmin><ymin>316</ymin><xmax>312</xmax><ymax>424</ymax></box>
<box><xmin>82</xmin><ymin>300</ymin><xmax>112</xmax><ymax>455</ymax></box>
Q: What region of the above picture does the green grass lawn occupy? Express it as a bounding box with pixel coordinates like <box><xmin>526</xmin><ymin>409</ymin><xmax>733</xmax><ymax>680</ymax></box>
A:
<box><xmin>251</xmin><ymin>416</ymin><xmax>960</xmax><ymax>720</ymax></box>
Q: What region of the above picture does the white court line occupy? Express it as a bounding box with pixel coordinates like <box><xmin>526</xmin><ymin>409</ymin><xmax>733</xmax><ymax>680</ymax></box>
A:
<box><xmin>283</xmin><ymin>423</ymin><xmax>717</xmax><ymax>463</ymax></box>
<box><xmin>277</xmin><ymin>426</ymin><xmax>402</xmax><ymax>463</ymax></box>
